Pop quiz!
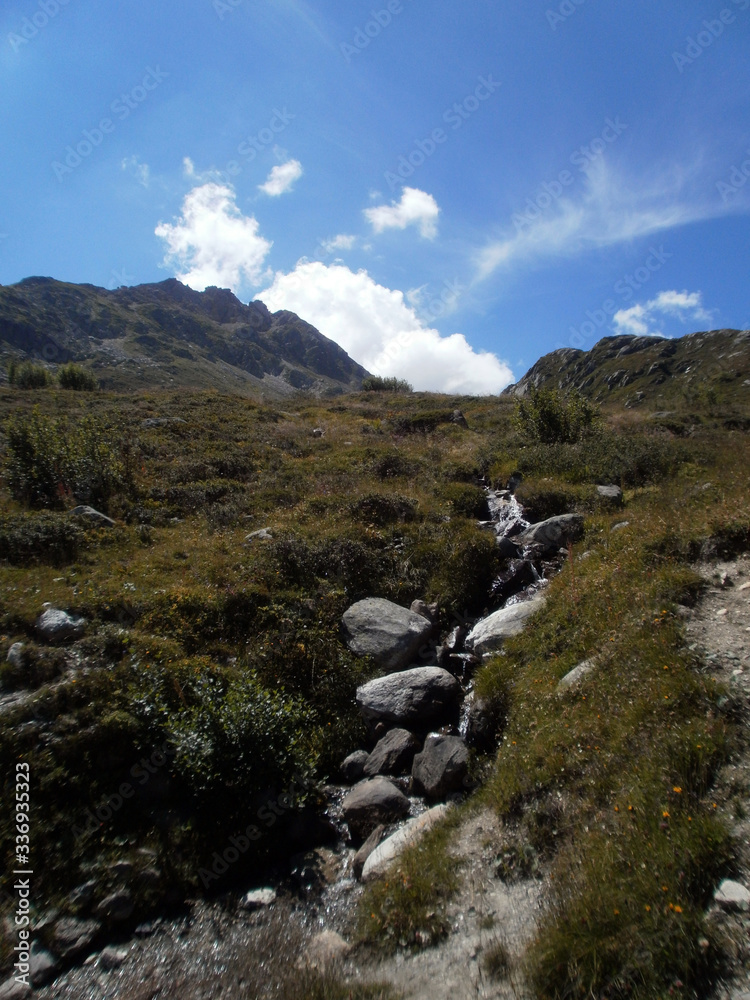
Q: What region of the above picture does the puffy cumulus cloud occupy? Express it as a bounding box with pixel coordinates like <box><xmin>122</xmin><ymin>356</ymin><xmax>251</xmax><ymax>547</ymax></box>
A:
<box><xmin>155</xmin><ymin>183</ymin><xmax>272</xmax><ymax>292</ymax></box>
<box><xmin>260</xmin><ymin>261</ymin><xmax>513</xmax><ymax>394</ymax></box>
<box><xmin>364</xmin><ymin>187</ymin><xmax>440</xmax><ymax>239</ymax></box>
<box><xmin>258</xmin><ymin>159</ymin><xmax>303</xmax><ymax>196</ymax></box>
<box><xmin>613</xmin><ymin>289</ymin><xmax>714</xmax><ymax>337</ymax></box>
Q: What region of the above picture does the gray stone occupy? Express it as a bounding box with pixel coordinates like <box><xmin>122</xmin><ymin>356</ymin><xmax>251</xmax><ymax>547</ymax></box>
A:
<box><xmin>70</xmin><ymin>505</ymin><xmax>116</xmax><ymax>528</ymax></box>
<box><xmin>67</xmin><ymin>880</ymin><xmax>97</xmax><ymax>909</ymax></box>
<box><xmin>343</xmin><ymin>598</ymin><xmax>433</xmax><ymax>671</ymax></box>
<box><xmin>596</xmin><ymin>485</ymin><xmax>623</xmax><ymax>505</ymax></box>
<box><xmin>0</xmin><ymin>977</ymin><xmax>31</xmax><ymax>1000</ymax></box>
<box><xmin>6</xmin><ymin>642</ymin><xmax>24</xmax><ymax>669</ymax></box>
<box><xmin>341</xmin><ymin>750</ymin><xmax>369</xmax><ymax>783</ymax></box>
<box><xmin>30</xmin><ymin>942</ymin><xmax>58</xmax><ymax>987</ymax></box>
<box><xmin>352</xmin><ymin>824</ymin><xmax>386</xmax><ymax>880</ymax></box>
<box><xmin>356</xmin><ymin>667</ymin><xmax>461</xmax><ymax>727</ymax></box>
<box><xmin>301</xmin><ymin>930</ymin><xmax>351</xmax><ymax>969</ymax></box>
<box><xmin>36</xmin><ymin>607</ymin><xmax>85</xmax><ymax>643</ymax></box>
<box><xmin>244</xmin><ymin>528</ymin><xmax>273</xmax><ymax>542</ymax></box>
<box><xmin>363</xmin><ymin>728</ymin><xmax>420</xmax><ymax>777</ymax></box>
<box><xmin>450</xmin><ymin>409</ymin><xmax>468</xmax><ymax>428</ymax></box>
<box><xmin>518</xmin><ymin>513</ymin><xmax>584</xmax><ymax>552</ymax></box>
<box><xmin>94</xmin><ymin>890</ymin><xmax>134</xmax><ymax>922</ymax></box>
<box><xmin>557</xmin><ymin>658</ymin><xmax>597</xmax><ymax>694</ymax></box>
<box><xmin>465</xmin><ymin>595</ymin><xmax>545</xmax><ymax>657</ymax></box>
<box><xmin>464</xmin><ymin>694</ymin><xmax>503</xmax><ymax>752</ymax></box>
<box><xmin>240</xmin><ymin>887</ymin><xmax>277</xmax><ymax>910</ymax></box>
<box><xmin>411</xmin><ymin>735</ymin><xmax>469</xmax><ymax>800</ymax></box>
<box><xmin>362</xmin><ymin>805</ymin><xmax>449</xmax><ymax>882</ymax></box>
<box><xmin>342</xmin><ymin>777</ymin><xmax>410</xmax><ymax>838</ymax></box>
<box><xmin>99</xmin><ymin>946</ymin><xmax>129</xmax><ymax>970</ymax></box>
<box><xmin>715</xmin><ymin>879</ymin><xmax>750</xmax><ymax>911</ymax></box>
<box><xmin>410</xmin><ymin>599</ymin><xmax>436</xmax><ymax>622</ymax></box>
<box><xmin>610</xmin><ymin>521</ymin><xmax>630</xmax><ymax>533</ymax></box>
<box><xmin>51</xmin><ymin>917</ymin><xmax>101</xmax><ymax>959</ymax></box>
<box><xmin>312</xmin><ymin>428</ymin><xmax>324</xmax><ymax>438</ymax></box>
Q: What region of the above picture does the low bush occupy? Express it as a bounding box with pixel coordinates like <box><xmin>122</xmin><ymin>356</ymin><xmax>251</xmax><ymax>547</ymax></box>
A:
<box><xmin>362</xmin><ymin>375</ymin><xmax>413</xmax><ymax>392</ymax></box>
<box><xmin>439</xmin><ymin>482</ymin><xmax>489</xmax><ymax>519</ymax></box>
<box><xmin>7</xmin><ymin>360</ymin><xmax>52</xmax><ymax>389</ymax></box>
<box><xmin>349</xmin><ymin>492</ymin><xmax>419</xmax><ymax>526</ymax></box>
<box><xmin>516</xmin><ymin>387</ymin><xmax>599</xmax><ymax>444</ymax></box>
<box><xmin>57</xmin><ymin>363</ymin><xmax>98</xmax><ymax>391</ymax></box>
<box><xmin>0</xmin><ymin>512</ymin><xmax>84</xmax><ymax>564</ymax></box>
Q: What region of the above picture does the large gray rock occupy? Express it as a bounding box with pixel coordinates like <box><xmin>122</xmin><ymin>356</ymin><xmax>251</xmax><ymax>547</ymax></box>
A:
<box><xmin>342</xmin><ymin>598</ymin><xmax>433</xmax><ymax>671</ymax></box>
<box><xmin>241</xmin><ymin>888</ymin><xmax>276</xmax><ymax>910</ymax></box>
<box><xmin>0</xmin><ymin>977</ymin><xmax>31</xmax><ymax>1000</ymax></box>
<box><xmin>342</xmin><ymin>777</ymin><xmax>410</xmax><ymax>838</ymax></box>
<box><xmin>518</xmin><ymin>514</ymin><xmax>584</xmax><ymax>552</ymax></box>
<box><xmin>596</xmin><ymin>485</ymin><xmax>623</xmax><ymax>505</ymax></box>
<box><xmin>356</xmin><ymin>667</ymin><xmax>461</xmax><ymax>727</ymax></box>
<box><xmin>70</xmin><ymin>505</ymin><xmax>116</xmax><ymax>528</ymax></box>
<box><xmin>30</xmin><ymin>942</ymin><xmax>58</xmax><ymax>987</ymax></box>
<box><xmin>36</xmin><ymin>607</ymin><xmax>85</xmax><ymax>643</ymax></box>
<box><xmin>352</xmin><ymin>824</ymin><xmax>386</xmax><ymax>880</ymax></box>
<box><xmin>557</xmin><ymin>658</ymin><xmax>597</xmax><ymax>694</ymax></box>
<box><xmin>362</xmin><ymin>804</ymin><xmax>449</xmax><ymax>882</ymax></box>
<box><xmin>6</xmin><ymin>642</ymin><xmax>24</xmax><ymax>668</ymax></box>
<box><xmin>715</xmin><ymin>879</ymin><xmax>750</xmax><ymax>912</ymax></box>
<box><xmin>363</xmin><ymin>728</ymin><xmax>420</xmax><ymax>777</ymax></box>
<box><xmin>465</xmin><ymin>595</ymin><xmax>545</xmax><ymax>657</ymax></box>
<box><xmin>94</xmin><ymin>890</ymin><xmax>133</xmax><ymax>923</ymax></box>
<box><xmin>51</xmin><ymin>917</ymin><xmax>101</xmax><ymax>959</ymax></box>
<box><xmin>411</xmin><ymin>735</ymin><xmax>469</xmax><ymax>800</ymax></box>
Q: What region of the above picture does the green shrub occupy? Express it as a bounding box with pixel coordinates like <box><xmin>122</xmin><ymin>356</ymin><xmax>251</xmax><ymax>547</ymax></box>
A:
<box><xmin>0</xmin><ymin>512</ymin><xmax>84</xmax><ymax>565</ymax></box>
<box><xmin>516</xmin><ymin>387</ymin><xmax>599</xmax><ymax>444</ymax></box>
<box><xmin>57</xmin><ymin>363</ymin><xmax>98</xmax><ymax>391</ymax></box>
<box><xmin>391</xmin><ymin>410</ymin><xmax>453</xmax><ymax>434</ymax></box>
<box><xmin>7</xmin><ymin>360</ymin><xmax>52</xmax><ymax>389</ymax></box>
<box><xmin>439</xmin><ymin>482</ymin><xmax>489</xmax><ymax>519</ymax></box>
<box><xmin>5</xmin><ymin>408</ymin><xmax>128</xmax><ymax>510</ymax></box>
<box><xmin>362</xmin><ymin>375</ymin><xmax>413</xmax><ymax>392</ymax></box>
<box><xmin>349</xmin><ymin>493</ymin><xmax>418</xmax><ymax>526</ymax></box>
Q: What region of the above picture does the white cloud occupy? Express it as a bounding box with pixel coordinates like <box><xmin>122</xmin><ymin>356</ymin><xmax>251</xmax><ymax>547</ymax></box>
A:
<box><xmin>475</xmin><ymin>159</ymin><xmax>724</xmax><ymax>282</ymax></box>
<box><xmin>155</xmin><ymin>183</ymin><xmax>272</xmax><ymax>291</ymax></box>
<box><xmin>258</xmin><ymin>159</ymin><xmax>303</xmax><ymax>196</ymax></box>
<box><xmin>613</xmin><ymin>289</ymin><xmax>714</xmax><ymax>337</ymax></box>
<box><xmin>182</xmin><ymin>156</ymin><xmax>195</xmax><ymax>178</ymax></box>
<box><xmin>121</xmin><ymin>156</ymin><xmax>150</xmax><ymax>188</ymax></box>
<box><xmin>260</xmin><ymin>261</ymin><xmax>513</xmax><ymax>394</ymax></box>
<box><xmin>320</xmin><ymin>233</ymin><xmax>356</xmax><ymax>253</ymax></box>
<box><xmin>364</xmin><ymin>187</ymin><xmax>440</xmax><ymax>240</ymax></box>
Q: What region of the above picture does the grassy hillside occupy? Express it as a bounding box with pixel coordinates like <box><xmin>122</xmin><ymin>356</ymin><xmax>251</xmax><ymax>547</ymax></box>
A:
<box><xmin>0</xmin><ymin>375</ymin><xmax>749</xmax><ymax>999</ymax></box>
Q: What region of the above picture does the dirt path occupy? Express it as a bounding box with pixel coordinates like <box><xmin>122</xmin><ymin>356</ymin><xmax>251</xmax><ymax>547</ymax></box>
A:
<box><xmin>682</xmin><ymin>556</ymin><xmax>750</xmax><ymax>1000</ymax></box>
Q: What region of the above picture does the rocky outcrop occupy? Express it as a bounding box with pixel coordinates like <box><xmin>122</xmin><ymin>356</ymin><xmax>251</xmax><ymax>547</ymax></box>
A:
<box><xmin>342</xmin><ymin>598</ymin><xmax>433</xmax><ymax>670</ymax></box>
<box><xmin>50</xmin><ymin>918</ymin><xmax>101</xmax><ymax>960</ymax></box>
<box><xmin>356</xmin><ymin>667</ymin><xmax>460</xmax><ymax>727</ymax></box>
<box><xmin>411</xmin><ymin>735</ymin><xmax>469</xmax><ymax>800</ymax></box>
<box><xmin>342</xmin><ymin>777</ymin><xmax>410</xmax><ymax>838</ymax></box>
<box><xmin>465</xmin><ymin>595</ymin><xmax>546</xmax><ymax>657</ymax></box>
<box><xmin>363</xmin><ymin>728</ymin><xmax>421</xmax><ymax>777</ymax></box>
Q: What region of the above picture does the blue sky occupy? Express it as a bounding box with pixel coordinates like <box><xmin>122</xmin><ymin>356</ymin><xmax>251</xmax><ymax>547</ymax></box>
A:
<box><xmin>1</xmin><ymin>0</ymin><xmax>748</xmax><ymax>392</ymax></box>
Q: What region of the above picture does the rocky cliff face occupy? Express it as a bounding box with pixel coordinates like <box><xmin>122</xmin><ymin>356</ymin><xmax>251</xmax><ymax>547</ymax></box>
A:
<box><xmin>0</xmin><ymin>276</ymin><xmax>370</xmax><ymax>397</ymax></box>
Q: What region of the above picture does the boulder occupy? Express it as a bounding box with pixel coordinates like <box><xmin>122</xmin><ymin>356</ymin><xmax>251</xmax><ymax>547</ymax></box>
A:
<box><xmin>301</xmin><ymin>930</ymin><xmax>351</xmax><ymax>969</ymax></box>
<box><xmin>518</xmin><ymin>514</ymin><xmax>584</xmax><ymax>553</ymax></box>
<box><xmin>352</xmin><ymin>824</ymin><xmax>386</xmax><ymax>880</ymax></box>
<box><xmin>51</xmin><ymin>917</ymin><xmax>101</xmax><ymax>959</ymax></box>
<box><xmin>94</xmin><ymin>890</ymin><xmax>134</xmax><ymax>923</ymax></box>
<box><xmin>410</xmin><ymin>599</ymin><xmax>437</xmax><ymax>622</ymax></box>
<box><xmin>244</xmin><ymin>528</ymin><xmax>273</xmax><ymax>542</ymax></box>
<box><xmin>241</xmin><ymin>888</ymin><xmax>277</xmax><ymax>910</ymax></box>
<box><xmin>363</xmin><ymin>728</ymin><xmax>420</xmax><ymax>777</ymax></box>
<box><xmin>342</xmin><ymin>777</ymin><xmax>410</xmax><ymax>838</ymax></box>
<box><xmin>99</xmin><ymin>946</ymin><xmax>129</xmax><ymax>970</ymax></box>
<box><xmin>465</xmin><ymin>595</ymin><xmax>545</xmax><ymax>657</ymax></box>
<box><xmin>356</xmin><ymin>667</ymin><xmax>461</xmax><ymax>727</ymax></box>
<box><xmin>6</xmin><ymin>642</ymin><xmax>24</xmax><ymax>669</ymax></box>
<box><xmin>343</xmin><ymin>598</ymin><xmax>433</xmax><ymax>671</ymax></box>
<box><xmin>340</xmin><ymin>750</ymin><xmax>369</xmax><ymax>783</ymax></box>
<box><xmin>0</xmin><ymin>978</ymin><xmax>31</xmax><ymax>1000</ymax></box>
<box><xmin>557</xmin><ymin>658</ymin><xmax>597</xmax><ymax>694</ymax></box>
<box><xmin>715</xmin><ymin>879</ymin><xmax>750</xmax><ymax>912</ymax></box>
<box><xmin>450</xmin><ymin>409</ymin><xmax>468</xmax><ymax>428</ymax></box>
<box><xmin>36</xmin><ymin>607</ymin><xmax>85</xmax><ymax>643</ymax></box>
<box><xmin>411</xmin><ymin>735</ymin><xmax>469</xmax><ymax>800</ymax></box>
<box><xmin>596</xmin><ymin>485</ymin><xmax>623</xmax><ymax>506</ymax></box>
<box><xmin>70</xmin><ymin>505</ymin><xmax>116</xmax><ymax>528</ymax></box>
<box><xmin>362</xmin><ymin>804</ymin><xmax>449</xmax><ymax>882</ymax></box>
<box><xmin>30</xmin><ymin>942</ymin><xmax>58</xmax><ymax>987</ymax></box>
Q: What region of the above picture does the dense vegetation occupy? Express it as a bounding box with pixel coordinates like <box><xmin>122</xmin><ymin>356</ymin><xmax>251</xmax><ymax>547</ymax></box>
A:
<box><xmin>0</xmin><ymin>372</ymin><xmax>748</xmax><ymax>999</ymax></box>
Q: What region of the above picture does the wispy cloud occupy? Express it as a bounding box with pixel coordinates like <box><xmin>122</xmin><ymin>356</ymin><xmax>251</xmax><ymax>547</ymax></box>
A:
<box><xmin>121</xmin><ymin>155</ymin><xmax>150</xmax><ymax>188</ymax></box>
<box><xmin>321</xmin><ymin>233</ymin><xmax>356</xmax><ymax>253</ymax></box>
<box><xmin>364</xmin><ymin>187</ymin><xmax>440</xmax><ymax>239</ymax></box>
<box><xmin>258</xmin><ymin>159</ymin><xmax>303</xmax><ymax>196</ymax></box>
<box><xmin>155</xmin><ymin>182</ymin><xmax>272</xmax><ymax>291</ymax></box>
<box><xmin>613</xmin><ymin>289</ymin><xmax>714</xmax><ymax>337</ymax></box>
<box><xmin>475</xmin><ymin>159</ymin><xmax>724</xmax><ymax>282</ymax></box>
